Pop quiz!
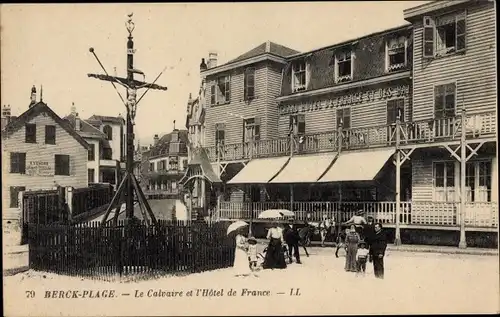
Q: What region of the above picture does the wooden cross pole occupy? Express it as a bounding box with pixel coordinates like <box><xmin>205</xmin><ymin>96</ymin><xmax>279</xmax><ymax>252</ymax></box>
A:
<box><xmin>88</xmin><ymin>13</ymin><xmax>168</xmax><ymax>227</ymax></box>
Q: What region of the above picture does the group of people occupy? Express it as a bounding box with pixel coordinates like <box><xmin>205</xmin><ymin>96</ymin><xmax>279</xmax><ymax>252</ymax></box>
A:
<box><xmin>231</xmin><ymin>212</ymin><xmax>388</xmax><ymax>279</ymax></box>
<box><xmin>337</xmin><ymin>215</ymin><xmax>388</xmax><ymax>279</ymax></box>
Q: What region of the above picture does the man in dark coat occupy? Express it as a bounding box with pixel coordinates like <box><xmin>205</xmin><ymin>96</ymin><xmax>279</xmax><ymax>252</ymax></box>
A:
<box><xmin>369</xmin><ymin>222</ymin><xmax>388</xmax><ymax>279</ymax></box>
<box><xmin>284</xmin><ymin>220</ymin><xmax>301</xmax><ymax>264</ymax></box>
<box><xmin>364</xmin><ymin>216</ymin><xmax>376</xmax><ymax>247</ymax></box>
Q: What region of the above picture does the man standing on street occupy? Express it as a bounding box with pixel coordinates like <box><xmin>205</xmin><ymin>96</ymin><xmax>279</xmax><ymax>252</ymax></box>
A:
<box><xmin>369</xmin><ymin>223</ymin><xmax>388</xmax><ymax>279</ymax></box>
<box><xmin>284</xmin><ymin>220</ymin><xmax>301</xmax><ymax>264</ymax></box>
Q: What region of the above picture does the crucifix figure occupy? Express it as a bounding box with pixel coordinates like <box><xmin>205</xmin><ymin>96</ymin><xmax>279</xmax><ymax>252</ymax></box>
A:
<box><xmin>87</xmin><ymin>13</ymin><xmax>168</xmax><ymax>227</ymax></box>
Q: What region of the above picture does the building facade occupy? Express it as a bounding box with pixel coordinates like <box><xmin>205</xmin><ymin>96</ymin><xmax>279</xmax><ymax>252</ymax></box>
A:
<box><xmin>186</xmin><ymin>0</ymin><xmax>497</xmax><ymax>247</ymax></box>
<box><xmin>141</xmin><ymin>129</ymin><xmax>189</xmax><ymax>199</ymax></box>
<box><xmin>2</xmin><ymin>90</ymin><xmax>89</xmax><ymax>216</ymax></box>
<box><xmin>64</xmin><ymin>109</ymin><xmax>126</xmax><ymax>187</ymax></box>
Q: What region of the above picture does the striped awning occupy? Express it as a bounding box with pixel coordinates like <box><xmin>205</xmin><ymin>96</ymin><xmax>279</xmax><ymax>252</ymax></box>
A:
<box><xmin>318</xmin><ymin>149</ymin><xmax>394</xmax><ymax>182</ymax></box>
<box><xmin>227</xmin><ymin>157</ymin><xmax>290</xmax><ymax>184</ymax></box>
<box><xmin>270</xmin><ymin>153</ymin><xmax>337</xmax><ymax>183</ymax></box>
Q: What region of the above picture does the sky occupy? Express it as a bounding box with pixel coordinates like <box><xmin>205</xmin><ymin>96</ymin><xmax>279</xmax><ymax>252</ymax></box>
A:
<box><xmin>1</xmin><ymin>1</ymin><xmax>430</xmax><ymax>145</ymax></box>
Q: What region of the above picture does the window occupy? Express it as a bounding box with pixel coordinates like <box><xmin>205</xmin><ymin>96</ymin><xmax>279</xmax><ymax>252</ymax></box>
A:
<box><xmin>215</xmin><ymin>123</ymin><xmax>226</xmax><ymax>147</ymax></box>
<box><xmin>45</xmin><ymin>125</ymin><xmax>56</xmax><ymax>144</ymax></box>
<box><xmin>335</xmin><ymin>51</ymin><xmax>353</xmax><ymax>83</ymax></box>
<box><xmin>169</xmin><ymin>142</ymin><xmax>180</xmax><ymax>154</ymax></box>
<box><xmin>182</xmin><ymin>158</ymin><xmax>188</xmax><ymax>170</ymax></box>
<box><xmin>336</xmin><ymin>108</ymin><xmax>351</xmax><ymax>129</ymax></box>
<box><xmin>423</xmin><ymin>12</ymin><xmax>466</xmax><ymax>58</ymax></box>
<box><xmin>292</xmin><ymin>60</ymin><xmax>306</xmax><ymax>92</ymax></box>
<box><xmin>103</xmin><ymin>125</ymin><xmax>113</xmax><ymax>140</ymax></box>
<box><xmin>169</xmin><ymin>156</ymin><xmax>179</xmax><ymax>170</ymax></box>
<box><xmin>387</xmin><ymin>99</ymin><xmax>405</xmax><ymax>124</ymax></box>
<box><xmin>158</xmin><ymin>160</ymin><xmax>167</xmax><ymax>170</ymax></box>
<box><xmin>102</xmin><ymin>148</ymin><xmax>112</xmax><ymax>160</ymax></box>
<box><xmin>88</xmin><ymin>144</ymin><xmax>95</xmax><ymax>161</ymax></box>
<box><xmin>9</xmin><ymin>186</ymin><xmax>25</xmax><ymax>208</ymax></box>
<box><xmin>25</xmin><ymin>123</ymin><xmax>36</xmax><ymax>143</ymax></box>
<box><xmin>244</xmin><ymin>67</ymin><xmax>255</xmax><ymax>100</ymax></box>
<box><xmin>466</xmin><ymin>160</ymin><xmax>492</xmax><ymax>202</ymax></box>
<box><xmin>10</xmin><ymin>152</ymin><xmax>26</xmax><ymax>174</ymax></box>
<box><xmin>88</xmin><ymin>169</ymin><xmax>95</xmax><ymax>183</ymax></box>
<box><xmin>434</xmin><ymin>83</ymin><xmax>456</xmax><ymax>119</ymax></box>
<box><xmin>149</xmin><ymin>162</ymin><xmax>155</xmax><ymax>172</ymax></box>
<box><xmin>243</xmin><ymin>118</ymin><xmax>261</xmax><ymax>142</ymax></box>
<box><xmin>433</xmin><ymin>161</ymin><xmax>456</xmax><ymax>201</ymax></box>
<box><xmin>210</xmin><ymin>76</ymin><xmax>231</xmax><ymax>105</ymax></box>
<box><xmin>386</xmin><ymin>36</ymin><xmax>407</xmax><ymax>72</ymax></box>
<box><xmin>55</xmin><ymin>154</ymin><xmax>70</xmax><ymax>176</ymax></box>
<box><xmin>289</xmin><ymin>114</ymin><xmax>305</xmax><ymax>135</ymax></box>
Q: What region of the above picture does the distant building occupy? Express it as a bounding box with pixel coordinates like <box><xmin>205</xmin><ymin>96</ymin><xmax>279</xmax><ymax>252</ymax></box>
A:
<box><xmin>140</xmin><ymin>128</ymin><xmax>189</xmax><ymax>199</ymax></box>
<box><xmin>63</xmin><ymin>107</ymin><xmax>126</xmax><ymax>186</ymax></box>
<box><xmin>1</xmin><ymin>104</ymin><xmax>17</xmax><ymax>131</ymax></box>
<box><xmin>1</xmin><ymin>87</ymin><xmax>89</xmax><ymax>214</ymax></box>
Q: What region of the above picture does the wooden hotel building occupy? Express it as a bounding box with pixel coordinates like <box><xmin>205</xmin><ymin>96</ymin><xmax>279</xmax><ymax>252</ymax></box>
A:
<box><xmin>187</xmin><ymin>0</ymin><xmax>497</xmax><ymax>247</ymax></box>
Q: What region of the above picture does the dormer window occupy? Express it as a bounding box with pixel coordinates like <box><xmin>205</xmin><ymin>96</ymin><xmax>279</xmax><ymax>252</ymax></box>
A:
<box><xmin>292</xmin><ymin>60</ymin><xmax>306</xmax><ymax>92</ymax></box>
<box><xmin>335</xmin><ymin>51</ymin><xmax>353</xmax><ymax>83</ymax></box>
<box><xmin>386</xmin><ymin>36</ymin><xmax>407</xmax><ymax>72</ymax></box>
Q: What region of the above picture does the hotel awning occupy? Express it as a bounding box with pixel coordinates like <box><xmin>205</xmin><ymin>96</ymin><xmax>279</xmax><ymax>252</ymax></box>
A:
<box><xmin>227</xmin><ymin>157</ymin><xmax>290</xmax><ymax>184</ymax></box>
<box><xmin>270</xmin><ymin>153</ymin><xmax>337</xmax><ymax>183</ymax></box>
<box><xmin>317</xmin><ymin>149</ymin><xmax>394</xmax><ymax>183</ymax></box>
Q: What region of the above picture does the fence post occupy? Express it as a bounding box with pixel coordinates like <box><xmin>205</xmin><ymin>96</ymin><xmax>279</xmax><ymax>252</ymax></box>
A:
<box><xmin>66</xmin><ymin>187</ymin><xmax>74</xmax><ymax>221</ymax></box>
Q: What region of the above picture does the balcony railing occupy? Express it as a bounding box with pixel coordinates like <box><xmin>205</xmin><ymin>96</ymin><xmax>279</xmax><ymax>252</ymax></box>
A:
<box><xmin>218</xmin><ymin>201</ymin><xmax>498</xmax><ymax>228</ymax></box>
<box><xmin>205</xmin><ymin>111</ymin><xmax>496</xmax><ymax>162</ymax></box>
<box><xmin>144</xmin><ymin>189</ymin><xmax>180</xmax><ymax>199</ymax></box>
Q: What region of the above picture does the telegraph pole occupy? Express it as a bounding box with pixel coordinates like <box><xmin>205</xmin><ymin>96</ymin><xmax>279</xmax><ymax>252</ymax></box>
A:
<box><xmin>88</xmin><ymin>13</ymin><xmax>168</xmax><ymax>226</ymax></box>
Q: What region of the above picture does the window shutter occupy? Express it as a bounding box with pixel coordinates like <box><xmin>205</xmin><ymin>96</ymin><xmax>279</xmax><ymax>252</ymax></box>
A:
<box><xmin>19</xmin><ymin>153</ymin><xmax>26</xmax><ymax>174</ymax></box>
<box><xmin>297</xmin><ymin>114</ymin><xmax>306</xmax><ymax>134</ymax></box>
<box><xmin>423</xmin><ymin>16</ymin><xmax>435</xmax><ymax>58</ymax></box>
<box><xmin>343</xmin><ymin>109</ymin><xmax>351</xmax><ymax>129</ymax></box>
<box><xmin>210</xmin><ymin>84</ymin><xmax>216</xmax><ymax>105</ymax></box>
<box><xmin>254</xmin><ymin>117</ymin><xmax>261</xmax><ymax>140</ymax></box>
<box><xmin>456</xmin><ymin>12</ymin><xmax>466</xmax><ymax>53</ymax></box>
<box><xmin>397</xmin><ymin>99</ymin><xmax>405</xmax><ymax>122</ymax></box>
<box><xmin>387</xmin><ymin>100</ymin><xmax>397</xmax><ymax>124</ymax></box>
<box><xmin>244</xmin><ymin>69</ymin><xmax>248</xmax><ymax>100</ymax></box>
<box><xmin>226</xmin><ymin>76</ymin><xmax>231</xmax><ymax>102</ymax></box>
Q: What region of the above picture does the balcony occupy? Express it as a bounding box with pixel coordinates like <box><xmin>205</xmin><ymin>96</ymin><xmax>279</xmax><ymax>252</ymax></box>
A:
<box><xmin>143</xmin><ymin>189</ymin><xmax>180</xmax><ymax>199</ymax></box>
<box><xmin>204</xmin><ymin>111</ymin><xmax>496</xmax><ymax>162</ymax></box>
<box><xmin>217</xmin><ymin>201</ymin><xmax>498</xmax><ymax>230</ymax></box>
<box><xmin>144</xmin><ymin>168</ymin><xmax>186</xmax><ymax>179</ymax></box>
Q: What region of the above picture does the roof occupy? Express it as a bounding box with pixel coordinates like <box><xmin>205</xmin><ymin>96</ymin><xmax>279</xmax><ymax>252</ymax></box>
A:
<box><xmin>286</xmin><ymin>23</ymin><xmax>412</xmax><ymax>61</ymax></box>
<box><xmin>148</xmin><ymin>129</ymin><xmax>189</xmax><ymax>157</ymax></box>
<box><xmin>228</xmin><ymin>41</ymin><xmax>300</xmax><ymax>64</ymax></box>
<box><xmin>64</xmin><ymin>113</ymin><xmax>107</xmax><ymax>139</ymax></box>
<box><xmin>87</xmin><ymin>115</ymin><xmax>125</xmax><ymax>125</ymax></box>
<box><xmin>2</xmin><ymin>102</ymin><xmax>89</xmax><ymax>149</ymax></box>
<box><xmin>181</xmin><ymin>147</ymin><xmax>221</xmax><ymax>184</ymax></box>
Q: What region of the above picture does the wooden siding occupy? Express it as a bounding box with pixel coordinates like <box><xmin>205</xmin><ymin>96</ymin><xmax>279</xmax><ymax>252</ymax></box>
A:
<box><xmin>2</xmin><ymin>113</ymin><xmax>88</xmax><ymax>209</ymax></box>
<box><xmin>278</xmin><ymin>81</ymin><xmax>412</xmax><ymax>137</ymax></box>
<box><xmin>266</xmin><ymin>62</ymin><xmax>284</xmax><ymax>139</ymax></box>
<box><xmin>204</xmin><ymin>61</ymin><xmax>268</xmax><ymax>147</ymax></box>
<box><xmin>281</xmin><ymin>26</ymin><xmax>413</xmax><ymax>96</ymax></box>
<box><xmin>412</xmin><ymin>1</ymin><xmax>496</xmax><ymax>120</ymax></box>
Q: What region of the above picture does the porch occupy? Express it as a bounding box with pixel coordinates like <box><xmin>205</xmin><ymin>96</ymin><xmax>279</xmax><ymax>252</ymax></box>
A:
<box><xmin>217</xmin><ymin>201</ymin><xmax>498</xmax><ymax>231</ymax></box>
<box><xmin>204</xmin><ymin>111</ymin><xmax>496</xmax><ymax>162</ymax></box>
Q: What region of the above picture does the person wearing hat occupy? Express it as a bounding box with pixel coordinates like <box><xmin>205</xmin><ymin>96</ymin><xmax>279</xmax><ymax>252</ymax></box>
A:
<box><xmin>356</xmin><ymin>240</ymin><xmax>369</xmax><ymax>274</ymax></box>
<box><xmin>284</xmin><ymin>219</ymin><xmax>301</xmax><ymax>264</ymax></box>
<box><xmin>247</xmin><ymin>237</ymin><xmax>259</xmax><ymax>272</ymax></box>
<box><xmin>343</xmin><ymin>210</ymin><xmax>367</xmax><ymax>239</ymax></box>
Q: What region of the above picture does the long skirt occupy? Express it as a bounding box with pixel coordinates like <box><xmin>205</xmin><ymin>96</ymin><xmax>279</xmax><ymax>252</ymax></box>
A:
<box><xmin>233</xmin><ymin>247</ymin><xmax>252</xmax><ymax>276</ymax></box>
<box><xmin>263</xmin><ymin>238</ymin><xmax>287</xmax><ymax>269</ymax></box>
<box><xmin>344</xmin><ymin>243</ymin><xmax>358</xmax><ymax>272</ymax></box>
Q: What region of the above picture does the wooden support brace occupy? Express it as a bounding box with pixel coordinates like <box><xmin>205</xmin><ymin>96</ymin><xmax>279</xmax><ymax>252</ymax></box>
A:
<box><xmin>100</xmin><ymin>173</ymin><xmax>129</xmax><ymax>226</ymax></box>
<box><xmin>220</xmin><ymin>163</ymin><xmax>228</xmax><ymax>175</ymax></box>
<box><xmin>466</xmin><ymin>141</ymin><xmax>485</xmax><ymax>162</ymax></box>
<box><xmin>399</xmin><ymin>125</ymin><xmax>408</xmax><ymax>143</ymax></box>
<box><xmin>400</xmin><ymin>148</ymin><xmax>415</xmax><ymax>165</ymax></box>
<box><xmin>131</xmin><ymin>174</ymin><xmax>158</xmax><ymax>227</ymax></box>
<box><xmin>443</xmin><ymin>144</ymin><xmax>462</xmax><ymax>162</ymax></box>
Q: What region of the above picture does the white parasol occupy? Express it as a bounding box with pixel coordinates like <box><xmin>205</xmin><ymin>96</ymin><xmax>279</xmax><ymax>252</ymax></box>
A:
<box><xmin>257</xmin><ymin>209</ymin><xmax>295</xmax><ymax>219</ymax></box>
<box><xmin>226</xmin><ymin>220</ymin><xmax>249</xmax><ymax>235</ymax></box>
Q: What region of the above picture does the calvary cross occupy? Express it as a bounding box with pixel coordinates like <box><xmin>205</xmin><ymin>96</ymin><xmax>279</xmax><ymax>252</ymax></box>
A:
<box><xmin>87</xmin><ymin>13</ymin><xmax>168</xmax><ymax>228</ymax></box>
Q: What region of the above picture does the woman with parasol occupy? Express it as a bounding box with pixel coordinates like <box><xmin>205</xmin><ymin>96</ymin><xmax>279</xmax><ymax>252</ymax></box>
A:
<box><xmin>227</xmin><ymin>221</ymin><xmax>252</xmax><ymax>277</ymax></box>
<box><xmin>262</xmin><ymin>221</ymin><xmax>287</xmax><ymax>270</ymax></box>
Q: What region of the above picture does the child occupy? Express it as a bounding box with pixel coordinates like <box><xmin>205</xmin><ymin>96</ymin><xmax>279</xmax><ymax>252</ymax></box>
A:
<box><xmin>356</xmin><ymin>241</ymin><xmax>369</xmax><ymax>274</ymax></box>
<box><xmin>247</xmin><ymin>237</ymin><xmax>258</xmax><ymax>271</ymax></box>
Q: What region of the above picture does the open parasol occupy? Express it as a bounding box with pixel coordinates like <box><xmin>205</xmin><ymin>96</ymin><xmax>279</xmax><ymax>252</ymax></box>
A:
<box><xmin>257</xmin><ymin>209</ymin><xmax>295</xmax><ymax>219</ymax></box>
<box><xmin>226</xmin><ymin>220</ymin><xmax>249</xmax><ymax>235</ymax></box>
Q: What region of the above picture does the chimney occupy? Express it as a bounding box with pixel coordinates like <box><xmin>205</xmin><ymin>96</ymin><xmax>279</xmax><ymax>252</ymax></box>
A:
<box><xmin>75</xmin><ymin>113</ymin><xmax>81</xmax><ymax>131</ymax></box>
<box><xmin>200</xmin><ymin>58</ymin><xmax>207</xmax><ymax>72</ymax></box>
<box><xmin>29</xmin><ymin>85</ymin><xmax>37</xmax><ymax>107</ymax></box>
<box><xmin>208</xmin><ymin>52</ymin><xmax>218</xmax><ymax>69</ymax></box>
<box><xmin>154</xmin><ymin>134</ymin><xmax>159</xmax><ymax>145</ymax></box>
<box><xmin>70</xmin><ymin>102</ymin><xmax>77</xmax><ymax>116</ymax></box>
<box><xmin>2</xmin><ymin>104</ymin><xmax>11</xmax><ymax>118</ymax></box>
